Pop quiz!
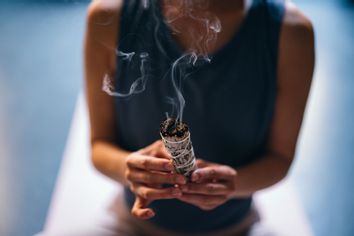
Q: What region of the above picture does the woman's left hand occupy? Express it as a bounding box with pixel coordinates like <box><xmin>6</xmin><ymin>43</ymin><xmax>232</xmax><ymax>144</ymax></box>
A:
<box><xmin>178</xmin><ymin>159</ymin><xmax>238</xmax><ymax>211</ymax></box>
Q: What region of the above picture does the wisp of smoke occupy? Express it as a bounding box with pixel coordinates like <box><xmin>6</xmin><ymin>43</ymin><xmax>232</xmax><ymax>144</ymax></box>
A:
<box><xmin>102</xmin><ymin>0</ymin><xmax>221</xmax><ymax>123</ymax></box>
<box><xmin>102</xmin><ymin>52</ymin><xmax>149</xmax><ymax>97</ymax></box>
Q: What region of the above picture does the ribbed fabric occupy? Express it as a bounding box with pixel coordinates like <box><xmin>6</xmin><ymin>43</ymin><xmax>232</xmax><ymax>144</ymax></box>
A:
<box><xmin>114</xmin><ymin>0</ymin><xmax>285</xmax><ymax>233</ymax></box>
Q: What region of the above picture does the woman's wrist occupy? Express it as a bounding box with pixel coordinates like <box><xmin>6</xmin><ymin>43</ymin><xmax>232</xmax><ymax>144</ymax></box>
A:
<box><xmin>91</xmin><ymin>140</ymin><xmax>131</xmax><ymax>185</ymax></box>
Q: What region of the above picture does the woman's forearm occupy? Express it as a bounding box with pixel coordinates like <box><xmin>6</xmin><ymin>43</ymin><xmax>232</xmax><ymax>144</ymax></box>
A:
<box><xmin>233</xmin><ymin>153</ymin><xmax>292</xmax><ymax>198</ymax></box>
<box><xmin>91</xmin><ymin>140</ymin><xmax>131</xmax><ymax>186</ymax></box>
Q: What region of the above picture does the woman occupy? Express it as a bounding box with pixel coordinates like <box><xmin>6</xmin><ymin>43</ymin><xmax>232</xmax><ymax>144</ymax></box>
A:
<box><xmin>84</xmin><ymin>0</ymin><xmax>314</xmax><ymax>235</ymax></box>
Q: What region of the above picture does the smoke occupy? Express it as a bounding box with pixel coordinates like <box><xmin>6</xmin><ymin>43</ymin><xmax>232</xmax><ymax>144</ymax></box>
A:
<box><xmin>102</xmin><ymin>51</ymin><xmax>149</xmax><ymax>97</ymax></box>
<box><xmin>163</xmin><ymin>0</ymin><xmax>221</xmax><ymax>60</ymax></box>
<box><xmin>169</xmin><ymin>52</ymin><xmax>198</xmax><ymax>122</ymax></box>
<box><xmin>117</xmin><ymin>50</ymin><xmax>135</xmax><ymax>62</ymax></box>
<box><xmin>102</xmin><ymin>0</ymin><xmax>221</xmax><ymax>122</ymax></box>
<box><xmin>142</xmin><ymin>0</ymin><xmax>150</xmax><ymax>9</ymax></box>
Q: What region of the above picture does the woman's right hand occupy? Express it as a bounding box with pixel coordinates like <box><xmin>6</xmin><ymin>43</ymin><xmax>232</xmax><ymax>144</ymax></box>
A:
<box><xmin>124</xmin><ymin>140</ymin><xmax>186</xmax><ymax>219</ymax></box>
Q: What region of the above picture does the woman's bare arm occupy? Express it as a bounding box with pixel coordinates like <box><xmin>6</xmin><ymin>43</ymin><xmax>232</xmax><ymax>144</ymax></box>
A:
<box><xmin>84</xmin><ymin>1</ymin><xmax>184</xmax><ymax>204</ymax></box>
<box><xmin>84</xmin><ymin>0</ymin><xmax>131</xmax><ymax>185</ymax></box>
<box><xmin>232</xmin><ymin>3</ymin><xmax>315</xmax><ymax>197</ymax></box>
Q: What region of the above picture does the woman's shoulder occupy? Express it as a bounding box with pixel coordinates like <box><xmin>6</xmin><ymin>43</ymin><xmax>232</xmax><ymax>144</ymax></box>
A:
<box><xmin>279</xmin><ymin>1</ymin><xmax>315</xmax><ymax>66</ymax></box>
<box><xmin>277</xmin><ymin>1</ymin><xmax>315</xmax><ymax>93</ymax></box>
<box><xmin>85</xmin><ymin>0</ymin><xmax>124</xmax><ymax>52</ymax></box>
<box><xmin>87</xmin><ymin>0</ymin><xmax>123</xmax><ymax>23</ymax></box>
<box><xmin>282</xmin><ymin>1</ymin><xmax>314</xmax><ymax>40</ymax></box>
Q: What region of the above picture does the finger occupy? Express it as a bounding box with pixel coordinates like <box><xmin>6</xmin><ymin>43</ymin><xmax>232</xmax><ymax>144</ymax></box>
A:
<box><xmin>138</xmin><ymin>140</ymin><xmax>169</xmax><ymax>158</ymax></box>
<box><xmin>148</xmin><ymin>183</ymin><xmax>163</xmax><ymax>189</ymax></box>
<box><xmin>191</xmin><ymin>166</ymin><xmax>237</xmax><ymax>183</ymax></box>
<box><xmin>196</xmin><ymin>159</ymin><xmax>220</xmax><ymax>168</ymax></box>
<box><xmin>131</xmin><ymin>196</ymin><xmax>155</xmax><ymax>220</ymax></box>
<box><xmin>138</xmin><ymin>140</ymin><xmax>163</xmax><ymax>154</ymax></box>
<box><xmin>127</xmin><ymin>169</ymin><xmax>186</xmax><ymax>185</ymax></box>
<box><xmin>178</xmin><ymin>194</ymin><xmax>227</xmax><ymax>210</ymax></box>
<box><xmin>150</xmin><ymin>146</ymin><xmax>171</xmax><ymax>160</ymax></box>
<box><xmin>180</xmin><ymin>183</ymin><xmax>229</xmax><ymax>195</ymax></box>
<box><xmin>141</xmin><ymin>140</ymin><xmax>172</xmax><ymax>160</ymax></box>
<box><xmin>195</xmin><ymin>159</ymin><xmax>209</xmax><ymax>168</ymax></box>
<box><xmin>132</xmin><ymin>184</ymin><xmax>182</xmax><ymax>200</ymax></box>
<box><xmin>126</xmin><ymin>154</ymin><xmax>174</xmax><ymax>172</ymax></box>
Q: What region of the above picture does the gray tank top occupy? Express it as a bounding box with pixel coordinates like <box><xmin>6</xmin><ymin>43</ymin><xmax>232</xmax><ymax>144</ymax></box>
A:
<box><xmin>114</xmin><ymin>0</ymin><xmax>285</xmax><ymax>233</ymax></box>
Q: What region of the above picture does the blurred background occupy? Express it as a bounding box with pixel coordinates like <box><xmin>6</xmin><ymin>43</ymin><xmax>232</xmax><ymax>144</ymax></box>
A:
<box><xmin>0</xmin><ymin>0</ymin><xmax>353</xmax><ymax>235</ymax></box>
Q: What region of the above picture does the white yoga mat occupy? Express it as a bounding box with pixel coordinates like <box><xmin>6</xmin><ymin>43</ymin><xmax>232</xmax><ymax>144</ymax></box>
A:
<box><xmin>37</xmin><ymin>94</ymin><xmax>313</xmax><ymax>236</ymax></box>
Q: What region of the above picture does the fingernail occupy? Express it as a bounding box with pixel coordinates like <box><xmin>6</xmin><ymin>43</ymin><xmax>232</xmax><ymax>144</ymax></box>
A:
<box><xmin>172</xmin><ymin>188</ymin><xmax>182</xmax><ymax>196</ymax></box>
<box><xmin>176</xmin><ymin>176</ymin><xmax>186</xmax><ymax>184</ymax></box>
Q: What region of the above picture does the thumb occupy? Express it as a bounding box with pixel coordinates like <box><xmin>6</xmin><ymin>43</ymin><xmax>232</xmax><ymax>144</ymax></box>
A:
<box><xmin>131</xmin><ymin>196</ymin><xmax>155</xmax><ymax>220</ymax></box>
<box><xmin>196</xmin><ymin>159</ymin><xmax>210</xmax><ymax>168</ymax></box>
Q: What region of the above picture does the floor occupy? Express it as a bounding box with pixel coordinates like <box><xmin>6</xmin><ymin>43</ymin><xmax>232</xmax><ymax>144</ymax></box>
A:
<box><xmin>0</xmin><ymin>1</ymin><xmax>353</xmax><ymax>236</ymax></box>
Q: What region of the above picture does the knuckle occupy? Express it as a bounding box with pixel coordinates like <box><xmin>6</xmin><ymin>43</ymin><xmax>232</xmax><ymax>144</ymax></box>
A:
<box><xmin>141</xmin><ymin>189</ymin><xmax>148</xmax><ymax>199</ymax></box>
<box><xmin>125</xmin><ymin>157</ymin><xmax>133</xmax><ymax>168</ymax></box>
<box><xmin>141</xmin><ymin>159</ymin><xmax>148</xmax><ymax>169</ymax></box>
<box><xmin>144</xmin><ymin>189</ymin><xmax>152</xmax><ymax>199</ymax></box>
<box><xmin>131</xmin><ymin>208</ymin><xmax>140</xmax><ymax>217</ymax></box>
